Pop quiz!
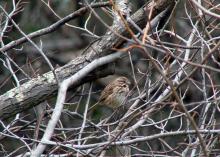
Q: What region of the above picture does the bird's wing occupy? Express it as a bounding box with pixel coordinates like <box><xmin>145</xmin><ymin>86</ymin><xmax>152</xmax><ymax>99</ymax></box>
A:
<box><xmin>98</xmin><ymin>83</ymin><xmax>115</xmax><ymax>103</ymax></box>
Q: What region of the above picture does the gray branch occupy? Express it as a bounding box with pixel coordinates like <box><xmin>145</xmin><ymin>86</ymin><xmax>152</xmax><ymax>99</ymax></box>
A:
<box><xmin>0</xmin><ymin>0</ymin><xmax>175</xmax><ymax>121</ymax></box>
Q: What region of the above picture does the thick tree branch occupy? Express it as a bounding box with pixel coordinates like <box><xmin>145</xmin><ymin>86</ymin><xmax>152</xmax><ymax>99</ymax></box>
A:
<box><xmin>0</xmin><ymin>0</ymin><xmax>175</xmax><ymax>120</ymax></box>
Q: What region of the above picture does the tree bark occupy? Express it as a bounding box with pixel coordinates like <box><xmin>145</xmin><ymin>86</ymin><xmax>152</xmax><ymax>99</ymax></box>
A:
<box><xmin>0</xmin><ymin>0</ymin><xmax>175</xmax><ymax>120</ymax></box>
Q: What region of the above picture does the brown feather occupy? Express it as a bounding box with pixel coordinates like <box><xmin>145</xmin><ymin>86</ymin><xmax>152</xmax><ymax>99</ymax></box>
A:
<box><xmin>88</xmin><ymin>77</ymin><xmax>130</xmax><ymax>114</ymax></box>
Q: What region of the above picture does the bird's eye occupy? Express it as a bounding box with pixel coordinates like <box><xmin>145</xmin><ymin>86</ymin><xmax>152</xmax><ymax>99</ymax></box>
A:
<box><xmin>123</xmin><ymin>84</ymin><xmax>127</xmax><ymax>88</ymax></box>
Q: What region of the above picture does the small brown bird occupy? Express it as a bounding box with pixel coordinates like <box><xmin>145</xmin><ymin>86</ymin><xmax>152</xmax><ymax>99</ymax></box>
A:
<box><xmin>88</xmin><ymin>77</ymin><xmax>131</xmax><ymax>113</ymax></box>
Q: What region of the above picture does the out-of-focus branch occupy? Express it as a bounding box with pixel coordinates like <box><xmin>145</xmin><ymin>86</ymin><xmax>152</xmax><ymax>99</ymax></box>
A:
<box><xmin>0</xmin><ymin>2</ymin><xmax>111</xmax><ymax>52</ymax></box>
<box><xmin>190</xmin><ymin>0</ymin><xmax>220</xmax><ymax>19</ymax></box>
